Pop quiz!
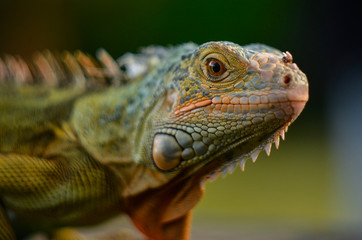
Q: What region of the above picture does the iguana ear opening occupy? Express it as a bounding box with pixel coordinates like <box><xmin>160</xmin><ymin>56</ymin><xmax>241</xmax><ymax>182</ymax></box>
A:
<box><xmin>166</xmin><ymin>89</ymin><xmax>178</xmax><ymax>112</ymax></box>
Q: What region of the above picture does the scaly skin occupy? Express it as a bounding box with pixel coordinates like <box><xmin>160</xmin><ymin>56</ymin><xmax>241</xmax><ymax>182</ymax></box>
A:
<box><xmin>0</xmin><ymin>41</ymin><xmax>308</xmax><ymax>240</ymax></box>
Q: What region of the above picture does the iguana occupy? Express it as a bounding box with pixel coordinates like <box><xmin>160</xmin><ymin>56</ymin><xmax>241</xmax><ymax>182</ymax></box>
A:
<box><xmin>0</xmin><ymin>41</ymin><xmax>308</xmax><ymax>240</ymax></box>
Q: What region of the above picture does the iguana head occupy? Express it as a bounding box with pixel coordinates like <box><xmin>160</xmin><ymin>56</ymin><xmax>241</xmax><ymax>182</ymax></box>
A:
<box><xmin>149</xmin><ymin>41</ymin><xmax>308</xmax><ymax>178</ymax></box>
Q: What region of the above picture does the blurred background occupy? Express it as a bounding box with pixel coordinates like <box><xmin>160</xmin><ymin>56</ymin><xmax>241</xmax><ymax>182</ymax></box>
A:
<box><xmin>1</xmin><ymin>0</ymin><xmax>361</xmax><ymax>239</ymax></box>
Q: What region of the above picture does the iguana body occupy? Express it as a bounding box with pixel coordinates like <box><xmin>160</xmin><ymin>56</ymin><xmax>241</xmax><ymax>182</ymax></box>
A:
<box><xmin>0</xmin><ymin>42</ymin><xmax>308</xmax><ymax>240</ymax></box>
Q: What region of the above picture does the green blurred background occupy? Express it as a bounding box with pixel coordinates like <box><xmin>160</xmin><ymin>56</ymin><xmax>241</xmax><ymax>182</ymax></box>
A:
<box><xmin>1</xmin><ymin>0</ymin><xmax>361</xmax><ymax>239</ymax></box>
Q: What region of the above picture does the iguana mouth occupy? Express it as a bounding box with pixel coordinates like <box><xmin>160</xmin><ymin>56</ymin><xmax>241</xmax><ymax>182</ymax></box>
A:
<box><xmin>175</xmin><ymin>88</ymin><xmax>308</xmax><ymax>120</ymax></box>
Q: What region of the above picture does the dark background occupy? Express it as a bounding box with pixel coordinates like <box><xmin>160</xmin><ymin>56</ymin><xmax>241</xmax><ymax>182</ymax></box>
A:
<box><xmin>1</xmin><ymin>0</ymin><xmax>361</xmax><ymax>239</ymax></box>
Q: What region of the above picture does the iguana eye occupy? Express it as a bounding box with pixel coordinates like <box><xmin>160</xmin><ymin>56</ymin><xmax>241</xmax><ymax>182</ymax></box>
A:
<box><xmin>206</xmin><ymin>58</ymin><xmax>226</xmax><ymax>77</ymax></box>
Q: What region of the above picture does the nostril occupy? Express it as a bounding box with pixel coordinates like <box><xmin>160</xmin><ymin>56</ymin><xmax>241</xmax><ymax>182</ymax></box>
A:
<box><xmin>283</xmin><ymin>75</ymin><xmax>291</xmax><ymax>85</ymax></box>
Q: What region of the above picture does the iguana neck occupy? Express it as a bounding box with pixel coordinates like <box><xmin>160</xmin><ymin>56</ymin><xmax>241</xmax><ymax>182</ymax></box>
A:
<box><xmin>69</xmin><ymin>45</ymin><xmax>199</xmax><ymax>195</ymax></box>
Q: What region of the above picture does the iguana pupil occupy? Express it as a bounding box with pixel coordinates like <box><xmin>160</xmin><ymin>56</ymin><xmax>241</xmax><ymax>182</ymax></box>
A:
<box><xmin>210</xmin><ymin>61</ymin><xmax>220</xmax><ymax>72</ymax></box>
<box><xmin>207</xmin><ymin>58</ymin><xmax>225</xmax><ymax>76</ymax></box>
